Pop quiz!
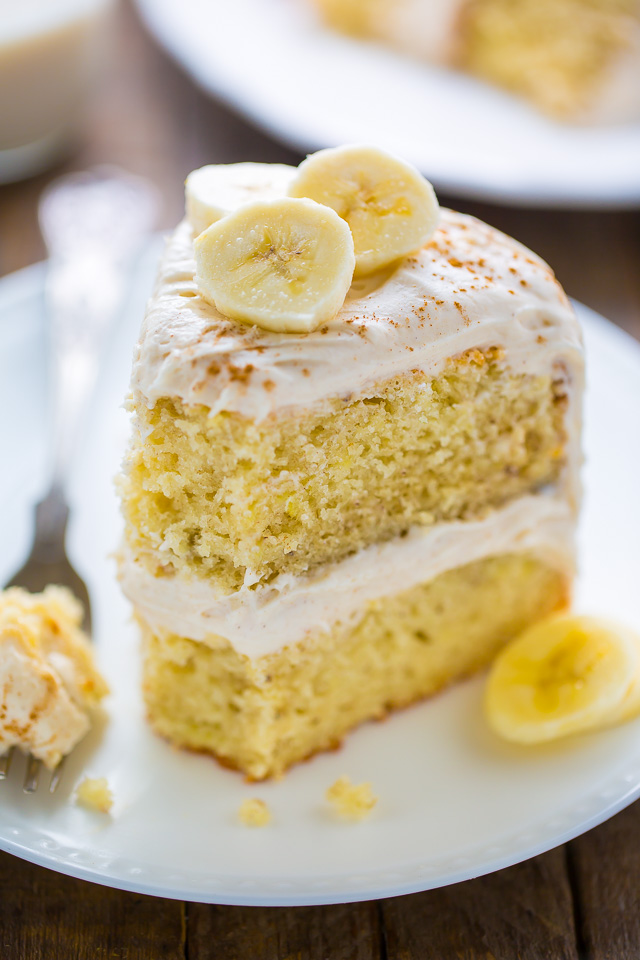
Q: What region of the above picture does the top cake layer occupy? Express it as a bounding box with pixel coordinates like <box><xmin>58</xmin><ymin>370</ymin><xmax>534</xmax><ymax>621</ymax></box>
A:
<box><xmin>132</xmin><ymin>208</ymin><xmax>582</xmax><ymax>421</ymax></box>
<box><xmin>121</xmin><ymin>178</ymin><xmax>583</xmax><ymax>597</ymax></box>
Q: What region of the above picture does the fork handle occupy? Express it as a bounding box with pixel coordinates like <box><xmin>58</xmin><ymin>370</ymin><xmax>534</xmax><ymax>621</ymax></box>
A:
<box><xmin>39</xmin><ymin>169</ymin><xmax>157</xmax><ymax>495</ymax></box>
<box><xmin>47</xmin><ymin>254</ymin><xmax>125</xmax><ymax>492</ymax></box>
<box><xmin>30</xmin><ymin>486</ymin><xmax>69</xmax><ymax>561</ymax></box>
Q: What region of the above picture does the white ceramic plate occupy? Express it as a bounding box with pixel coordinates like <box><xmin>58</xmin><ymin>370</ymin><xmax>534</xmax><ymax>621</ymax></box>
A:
<box><xmin>1</xmin><ymin>247</ymin><xmax>640</xmax><ymax>907</ymax></box>
<box><xmin>133</xmin><ymin>0</ymin><xmax>640</xmax><ymax>208</ymax></box>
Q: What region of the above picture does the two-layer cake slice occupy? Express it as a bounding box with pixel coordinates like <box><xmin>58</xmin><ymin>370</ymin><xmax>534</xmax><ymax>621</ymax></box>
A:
<box><xmin>118</xmin><ymin>161</ymin><xmax>583</xmax><ymax>780</ymax></box>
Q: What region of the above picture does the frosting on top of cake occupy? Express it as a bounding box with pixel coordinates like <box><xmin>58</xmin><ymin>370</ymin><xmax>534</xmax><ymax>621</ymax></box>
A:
<box><xmin>131</xmin><ymin>207</ymin><xmax>582</xmax><ymax>421</ymax></box>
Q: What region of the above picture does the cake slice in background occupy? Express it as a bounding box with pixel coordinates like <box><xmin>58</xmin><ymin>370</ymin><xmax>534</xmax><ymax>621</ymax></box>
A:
<box><xmin>312</xmin><ymin>0</ymin><xmax>640</xmax><ymax>122</ymax></box>
<box><xmin>118</xmin><ymin>150</ymin><xmax>583</xmax><ymax>780</ymax></box>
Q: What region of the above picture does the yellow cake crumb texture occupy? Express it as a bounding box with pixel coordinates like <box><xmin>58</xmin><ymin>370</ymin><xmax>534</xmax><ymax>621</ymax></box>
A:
<box><xmin>326</xmin><ymin>776</ymin><xmax>378</xmax><ymax>820</ymax></box>
<box><xmin>121</xmin><ymin>355</ymin><xmax>567</xmax><ymax>593</ymax></box>
<box><xmin>75</xmin><ymin>777</ymin><xmax>113</xmax><ymax>814</ymax></box>
<box><xmin>461</xmin><ymin>0</ymin><xmax>638</xmax><ymax>117</ymax></box>
<box><xmin>238</xmin><ymin>798</ymin><xmax>271</xmax><ymax>827</ymax></box>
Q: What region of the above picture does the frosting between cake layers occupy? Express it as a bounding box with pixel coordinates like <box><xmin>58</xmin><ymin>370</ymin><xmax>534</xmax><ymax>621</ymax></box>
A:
<box><xmin>131</xmin><ymin>209</ymin><xmax>583</xmax><ymax>424</ymax></box>
<box><xmin>119</xmin><ymin>492</ymin><xmax>576</xmax><ymax>660</ymax></box>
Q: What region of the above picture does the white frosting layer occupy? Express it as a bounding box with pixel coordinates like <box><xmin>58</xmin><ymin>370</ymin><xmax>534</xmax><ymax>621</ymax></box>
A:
<box><xmin>131</xmin><ymin>208</ymin><xmax>582</xmax><ymax>423</ymax></box>
<box><xmin>120</xmin><ymin>492</ymin><xmax>575</xmax><ymax>660</ymax></box>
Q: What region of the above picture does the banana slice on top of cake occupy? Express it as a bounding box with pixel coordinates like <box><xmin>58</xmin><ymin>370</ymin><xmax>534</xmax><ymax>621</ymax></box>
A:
<box><xmin>118</xmin><ymin>146</ymin><xmax>583</xmax><ymax>780</ymax></box>
<box><xmin>0</xmin><ymin>586</ymin><xmax>108</xmax><ymax>769</ymax></box>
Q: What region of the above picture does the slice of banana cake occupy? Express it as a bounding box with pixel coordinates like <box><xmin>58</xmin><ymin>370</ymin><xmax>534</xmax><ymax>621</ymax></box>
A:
<box><xmin>118</xmin><ymin>146</ymin><xmax>583</xmax><ymax>779</ymax></box>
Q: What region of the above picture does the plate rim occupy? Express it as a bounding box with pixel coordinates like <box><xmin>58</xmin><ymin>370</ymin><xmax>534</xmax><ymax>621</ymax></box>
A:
<box><xmin>2</xmin><ymin>775</ymin><xmax>640</xmax><ymax>907</ymax></box>
<box><xmin>133</xmin><ymin>0</ymin><xmax>640</xmax><ymax>209</ymax></box>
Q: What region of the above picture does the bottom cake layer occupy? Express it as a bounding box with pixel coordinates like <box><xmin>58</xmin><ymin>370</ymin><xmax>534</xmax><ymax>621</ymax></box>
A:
<box><xmin>140</xmin><ymin>553</ymin><xmax>570</xmax><ymax>780</ymax></box>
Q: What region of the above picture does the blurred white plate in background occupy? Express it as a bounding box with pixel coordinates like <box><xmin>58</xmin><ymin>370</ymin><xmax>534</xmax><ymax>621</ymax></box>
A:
<box><xmin>1</xmin><ymin>249</ymin><xmax>640</xmax><ymax>905</ymax></box>
<box><xmin>134</xmin><ymin>0</ymin><xmax>640</xmax><ymax>207</ymax></box>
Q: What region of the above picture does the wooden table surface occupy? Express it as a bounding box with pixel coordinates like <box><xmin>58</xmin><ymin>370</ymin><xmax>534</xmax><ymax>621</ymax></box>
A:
<box><xmin>1</xmin><ymin>3</ymin><xmax>639</xmax><ymax>957</ymax></box>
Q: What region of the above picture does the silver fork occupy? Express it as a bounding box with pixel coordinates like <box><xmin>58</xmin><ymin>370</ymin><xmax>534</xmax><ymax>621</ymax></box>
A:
<box><xmin>1</xmin><ymin>167</ymin><xmax>156</xmax><ymax>794</ymax></box>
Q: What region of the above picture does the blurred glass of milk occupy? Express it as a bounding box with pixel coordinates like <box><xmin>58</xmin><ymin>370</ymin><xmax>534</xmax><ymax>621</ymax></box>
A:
<box><xmin>0</xmin><ymin>0</ymin><xmax>114</xmax><ymax>184</ymax></box>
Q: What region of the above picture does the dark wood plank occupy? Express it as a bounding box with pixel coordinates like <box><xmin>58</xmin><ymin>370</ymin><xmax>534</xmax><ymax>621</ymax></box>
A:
<box><xmin>188</xmin><ymin>901</ymin><xmax>381</xmax><ymax>960</ymax></box>
<box><xmin>0</xmin><ymin>850</ymin><xmax>185</xmax><ymax>960</ymax></box>
<box><xmin>381</xmin><ymin>848</ymin><xmax>579</xmax><ymax>960</ymax></box>
<box><xmin>568</xmin><ymin>800</ymin><xmax>640</xmax><ymax>959</ymax></box>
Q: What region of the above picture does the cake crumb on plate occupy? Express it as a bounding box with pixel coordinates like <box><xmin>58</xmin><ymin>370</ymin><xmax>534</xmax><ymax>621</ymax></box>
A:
<box><xmin>326</xmin><ymin>775</ymin><xmax>377</xmax><ymax>820</ymax></box>
<box><xmin>75</xmin><ymin>777</ymin><xmax>113</xmax><ymax>814</ymax></box>
<box><xmin>238</xmin><ymin>798</ymin><xmax>271</xmax><ymax>827</ymax></box>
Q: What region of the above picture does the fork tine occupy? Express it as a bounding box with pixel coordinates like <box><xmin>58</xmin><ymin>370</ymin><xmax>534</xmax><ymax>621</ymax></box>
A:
<box><xmin>49</xmin><ymin>757</ymin><xmax>66</xmax><ymax>794</ymax></box>
<box><xmin>23</xmin><ymin>756</ymin><xmax>41</xmax><ymax>793</ymax></box>
<box><xmin>0</xmin><ymin>748</ymin><xmax>15</xmax><ymax>780</ymax></box>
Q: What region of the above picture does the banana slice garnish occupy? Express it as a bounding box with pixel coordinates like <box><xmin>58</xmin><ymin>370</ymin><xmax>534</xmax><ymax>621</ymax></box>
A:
<box><xmin>186</xmin><ymin>162</ymin><xmax>296</xmax><ymax>236</ymax></box>
<box><xmin>485</xmin><ymin>615</ymin><xmax>640</xmax><ymax>745</ymax></box>
<box><xmin>194</xmin><ymin>197</ymin><xmax>356</xmax><ymax>333</ymax></box>
<box><xmin>288</xmin><ymin>145</ymin><xmax>439</xmax><ymax>276</ymax></box>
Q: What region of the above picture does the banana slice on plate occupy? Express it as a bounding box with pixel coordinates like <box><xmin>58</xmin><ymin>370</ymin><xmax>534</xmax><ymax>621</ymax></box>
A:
<box><xmin>194</xmin><ymin>197</ymin><xmax>356</xmax><ymax>333</ymax></box>
<box><xmin>288</xmin><ymin>145</ymin><xmax>439</xmax><ymax>276</ymax></box>
<box><xmin>485</xmin><ymin>615</ymin><xmax>640</xmax><ymax>745</ymax></box>
<box><xmin>610</xmin><ymin>646</ymin><xmax>640</xmax><ymax>723</ymax></box>
<box><xmin>186</xmin><ymin>162</ymin><xmax>296</xmax><ymax>236</ymax></box>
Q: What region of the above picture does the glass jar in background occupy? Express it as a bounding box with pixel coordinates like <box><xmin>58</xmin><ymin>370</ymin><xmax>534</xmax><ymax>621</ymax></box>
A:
<box><xmin>0</xmin><ymin>0</ymin><xmax>114</xmax><ymax>184</ymax></box>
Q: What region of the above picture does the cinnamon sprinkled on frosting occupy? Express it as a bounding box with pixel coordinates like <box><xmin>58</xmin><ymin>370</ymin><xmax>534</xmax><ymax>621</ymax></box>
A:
<box><xmin>131</xmin><ymin>207</ymin><xmax>580</xmax><ymax>422</ymax></box>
